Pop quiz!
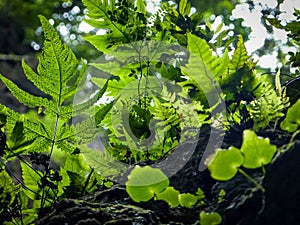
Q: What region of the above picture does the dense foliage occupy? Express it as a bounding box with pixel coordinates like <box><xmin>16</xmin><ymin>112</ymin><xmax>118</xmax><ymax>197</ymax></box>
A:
<box><xmin>0</xmin><ymin>0</ymin><xmax>299</xmax><ymax>224</ymax></box>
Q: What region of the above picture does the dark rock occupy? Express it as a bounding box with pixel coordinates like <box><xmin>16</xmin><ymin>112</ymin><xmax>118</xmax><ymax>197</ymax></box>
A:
<box><xmin>216</xmin><ymin>141</ymin><xmax>300</xmax><ymax>225</ymax></box>
<box><xmin>36</xmin><ymin>200</ymin><xmax>160</xmax><ymax>225</ymax></box>
<box><xmin>35</xmin><ymin>128</ymin><xmax>300</xmax><ymax>225</ymax></box>
<box><xmin>35</xmin><ymin>186</ymin><xmax>161</xmax><ymax>225</ymax></box>
<box><xmin>258</xmin><ymin>141</ymin><xmax>300</xmax><ymax>225</ymax></box>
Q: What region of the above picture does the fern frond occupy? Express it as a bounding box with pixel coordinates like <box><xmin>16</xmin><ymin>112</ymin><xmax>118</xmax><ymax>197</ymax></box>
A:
<box><xmin>228</xmin><ymin>35</ymin><xmax>251</xmax><ymax>74</ymax></box>
<box><xmin>181</xmin><ymin>33</ymin><xmax>227</xmax><ymax>106</ymax></box>
<box><xmin>0</xmin><ymin>74</ymin><xmax>56</xmax><ymax>115</ymax></box>
<box><xmin>247</xmin><ymin>74</ymin><xmax>287</xmax><ymax>130</ymax></box>
<box><xmin>0</xmin><ymin>16</ymin><xmax>85</xmax><ymax>120</ymax></box>
<box><xmin>81</xmin><ymin>145</ymin><xmax>127</xmax><ymax>179</ymax></box>
<box><xmin>0</xmin><ymin>16</ymin><xmax>107</xmax><ymax>156</ymax></box>
<box><xmin>36</xmin><ymin>15</ymin><xmax>83</xmax><ymax>105</ymax></box>
<box><xmin>219</xmin><ymin>36</ymin><xmax>254</xmax><ymax>95</ymax></box>
<box><xmin>55</xmin><ymin>100</ymin><xmax>116</xmax><ymax>153</ymax></box>
<box><xmin>82</xmin><ymin>0</ymin><xmax>126</xmax><ymax>53</ymax></box>
<box><xmin>182</xmin><ymin>33</ymin><xmax>229</xmax><ymax>81</ymax></box>
<box><xmin>152</xmin><ymin>84</ymin><xmax>203</xmax><ymax>136</ymax></box>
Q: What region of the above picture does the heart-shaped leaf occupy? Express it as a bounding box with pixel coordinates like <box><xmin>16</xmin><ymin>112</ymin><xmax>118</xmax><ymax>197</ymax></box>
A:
<box><xmin>208</xmin><ymin>147</ymin><xmax>244</xmax><ymax>181</ymax></box>
<box><xmin>240</xmin><ymin>130</ymin><xmax>276</xmax><ymax>169</ymax></box>
<box><xmin>200</xmin><ymin>211</ymin><xmax>222</xmax><ymax>225</ymax></box>
<box><xmin>126</xmin><ymin>166</ymin><xmax>169</xmax><ymax>202</ymax></box>
<box><xmin>178</xmin><ymin>193</ymin><xmax>197</xmax><ymax>208</ymax></box>
<box><xmin>156</xmin><ymin>186</ymin><xmax>180</xmax><ymax>207</ymax></box>
<box><xmin>280</xmin><ymin>99</ymin><xmax>300</xmax><ymax>132</ymax></box>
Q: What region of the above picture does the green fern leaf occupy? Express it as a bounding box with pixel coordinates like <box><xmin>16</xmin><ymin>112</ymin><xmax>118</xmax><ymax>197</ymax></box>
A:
<box><xmin>136</xmin><ymin>0</ymin><xmax>146</xmax><ymax>14</ymax></box>
<box><xmin>20</xmin><ymin>161</ymin><xmax>42</xmax><ymax>200</ymax></box>
<box><xmin>247</xmin><ymin>74</ymin><xmax>286</xmax><ymax>130</ymax></box>
<box><xmin>228</xmin><ymin>35</ymin><xmax>251</xmax><ymax>73</ymax></box>
<box><xmin>0</xmin><ymin>15</ymin><xmax>85</xmax><ymax>120</ymax></box>
<box><xmin>82</xmin><ymin>0</ymin><xmax>125</xmax><ymax>53</ymax></box>
<box><xmin>219</xmin><ymin>36</ymin><xmax>252</xmax><ymax>95</ymax></box>
<box><xmin>0</xmin><ymin>170</ymin><xmax>20</xmax><ymax>211</ymax></box>
<box><xmin>0</xmin><ymin>74</ymin><xmax>55</xmax><ymax>114</ymax></box>
<box><xmin>0</xmin><ymin>16</ymin><xmax>99</xmax><ymax>155</ymax></box>
<box><xmin>55</xmin><ymin>100</ymin><xmax>116</xmax><ymax>152</ymax></box>
<box><xmin>85</xmin><ymin>34</ymin><xmax>125</xmax><ymax>53</ymax></box>
<box><xmin>81</xmin><ymin>145</ymin><xmax>127</xmax><ymax>179</ymax></box>
<box><xmin>181</xmin><ymin>33</ymin><xmax>227</xmax><ymax>106</ymax></box>
<box><xmin>37</xmin><ymin>15</ymin><xmax>84</xmax><ymax>105</ymax></box>
<box><xmin>183</xmin><ymin>33</ymin><xmax>229</xmax><ymax>78</ymax></box>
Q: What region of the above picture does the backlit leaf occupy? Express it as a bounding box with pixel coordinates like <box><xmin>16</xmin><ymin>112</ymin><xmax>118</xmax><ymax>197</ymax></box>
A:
<box><xmin>178</xmin><ymin>193</ymin><xmax>197</xmax><ymax>208</ymax></box>
<box><xmin>21</xmin><ymin>161</ymin><xmax>42</xmax><ymax>200</ymax></box>
<box><xmin>126</xmin><ymin>166</ymin><xmax>169</xmax><ymax>202</ymax></box>
<box><xmin>200</xmin><ymin>211</ymin><xmax>222</xmax><ymax>225</ymax></box>
<box><xmin>240</xmin><ymin>130</ymin><xmax>276</xmax><ymax>169</ymax></box>
<box><xmin>280</xmin><ymin>99</ymin><xmax>300</xmax><ymax>132</ymax></box>
<box><xmin>156</xmin><ymin>186</ymin><xmax>180</xmax><ymax>207</ymax></box>
<box><xmin>208</xmin><ymin>147</ymin><xmax>244</xmax><ymax>181</ymax></box>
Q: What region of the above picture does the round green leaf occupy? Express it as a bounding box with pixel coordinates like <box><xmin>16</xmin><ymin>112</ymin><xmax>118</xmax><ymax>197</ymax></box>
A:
<box><xmin>240</xmin><ymin>130</ymin><xmax>276</xmax><ymax>169</ymax></box>
<box><xmin>280</xmin><ymin>119</ymin><xmax>298</xmax><ymax>133</ymax></box>
<box><xmin>208</xmin><ymin>147</ymin><xmax>244</xmax><ymax>181</ymax></box>
<box><xmin>178</xmin><ymin>193</ymin><xmax>197</xmax><ymax>208</ymax></box>
<box><xmin>126</xmin><ymin>166</ymin><xmax>169</xmax><ymax>202</ymax></box>
<box><xmin>280</xmin><ymin>99</ymin><xmax>300</xmax><ymax>132</ymax></box>
<box><xmin>200</xmin><ymin>211</ymin><xmax>222</xmax><ymax>225</ymax></box>
<box><xmin>156</xmin><ymin>186</ymin><xmax>180</xmax><ymax>207</ymax></box>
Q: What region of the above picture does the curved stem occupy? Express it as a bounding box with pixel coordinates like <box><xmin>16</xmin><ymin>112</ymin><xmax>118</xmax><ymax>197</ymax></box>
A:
<box><xmin>261</xmin><ymin>166</ymin><xmax>266</xmax><ymax>176</ymax></box>
<box><xmin>291</xmin><ymin>129</ymin><xmax>300</xmax><ymax>143</ymax></box>
<box><xmin>5</xmin><ymin>145</ymin><xmax>42</xmax><ymax>178</ymax></box>
<box><xmin>0</xmin><ymin>159</ymin><xmax>51</xmax><ymax>203</ymax></box>
<box><xmin>238</xmin><ymin>168</ymin><xmax>265</xmax><ymax>193</ymax></box>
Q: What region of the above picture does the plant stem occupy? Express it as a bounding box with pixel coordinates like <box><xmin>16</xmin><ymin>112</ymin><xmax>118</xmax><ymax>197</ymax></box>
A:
<box><xmin>291</xmin><ymin>129</ymin><xmax>300</xmax><ymax>143</ymax></box>
<box><xmin>238</xmin><ymin>169</ymin><xmax>265</xmax><ymax>193</ymax></box>
<box><xmin>272</xmin><ymin>129</ymin><xmax>300</xmax><ymax>163</ymax></box>
<box><xmin>261</xmin><ymin>166</ymin><xmax>266</xmax><ymax>175</ymax></box>
<box><xmin>80</xmin><ymin>168</ymin><xmax>94</xmax><ymax>196</ymax></box>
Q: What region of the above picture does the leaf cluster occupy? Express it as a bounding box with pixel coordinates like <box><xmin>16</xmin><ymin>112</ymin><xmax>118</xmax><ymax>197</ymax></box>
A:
<box><xmin>280</xmin><ymin>99</ymin><xmax>300</xmax><ymax>132</ymax></box>
<box><xmin>0</xmin><ymin>15</ymin><xmax>113</xmax><ymax>223</ymax></box>
<box><xmin>126</xmin><ymin>166</ymin><xmax>205</xmax><ymax>207</ymax></box>
<box><xmin>218</xmin><ymin>36</ymin><xmax>288</xmax><ymax>130</ymax></box>
<box><xmin>208</xmin><ymin>130</ymin><xmax>276</xmax><ymax>192</ymax></box>
<box><xmin>126</xmin><ymin>165</ymin><xmax>222</xmax><ymax>224</ymax></box>
<box><xmin>266</xmin><ymin>8</ymin><xmax>300</xmax><ymax>74</ymax></box>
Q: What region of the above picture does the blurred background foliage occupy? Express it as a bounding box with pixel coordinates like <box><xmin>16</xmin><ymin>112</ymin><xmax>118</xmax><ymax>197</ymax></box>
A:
<box><xmin>0</xmin><ymin>0</ymin><xmax>297</xmax><ymax>67</ymax></box>
<box><xmin>0</xmin><ymin>0</ymin><xmax>99</xmax><ymax>59</ymax></box>
<box><xmin>0</xmin><ymin>0</ymin><xmax>298</xmax><ymax>110</ymax></box>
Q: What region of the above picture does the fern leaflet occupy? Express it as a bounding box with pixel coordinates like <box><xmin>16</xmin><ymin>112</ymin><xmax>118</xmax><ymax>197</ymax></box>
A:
<box><xmin>180</xmin><ymin>33</ymin><xmax>227</xmax><ymax>106</ymax></box>
<box><xmin>228</xmin><ymin>35</ymin><xmax>251</xmax><ymax>73</ymax></box>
